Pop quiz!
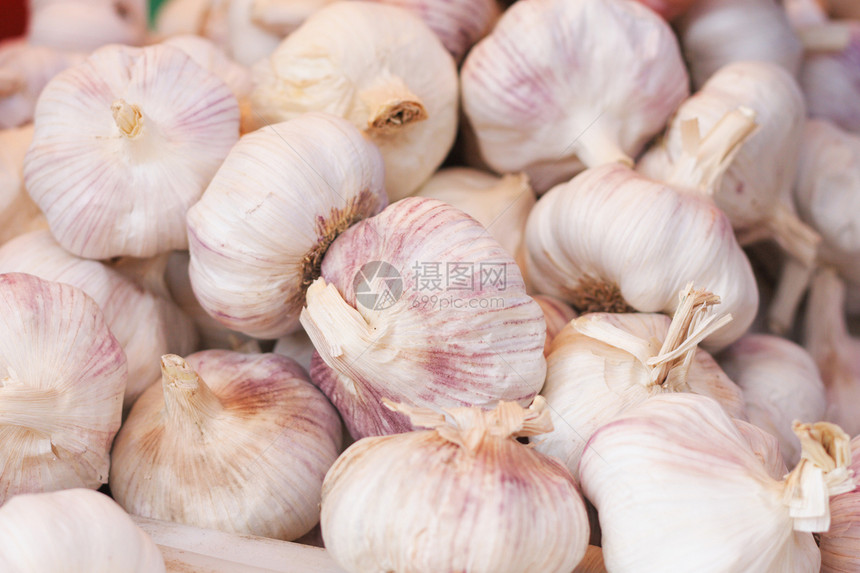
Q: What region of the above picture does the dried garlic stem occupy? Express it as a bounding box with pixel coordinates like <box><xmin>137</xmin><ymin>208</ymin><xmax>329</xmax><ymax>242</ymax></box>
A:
<box><xmin>803</xmin><ymin>267</ymin><xmax>847</xmax><ymax>355</ymax></box>
<box><xmin>738</xmin><ymin>204</ymin><xmax>821</xmax><ymax>268</ymax></box>
<box><xmin>800</xmin><ymin>23</ymin><xmax>852</xmax><ymax>52</ymax></box>
<box><xmin>768</xmin><ymin>258</ymin><xmax>815</xmax><ymax>335</ymax></box>
<box><xmin>360</xmin><ymin>76</ymin><xmax>428</xmax><ymax>132</ymax></box>
<box><xmin>573</xmin><ymin>125</ymin><xmax>634</xmax><ymax>169</ymax></box>
<box><xmin>111</xmin><ymin>99</ymin><xmax>144</xmax><ymax>138</ymax></box>
<box><xmin>161</xmin><ymin>354</ymin><xmax>224</xmax><ymax>431</ymax></box>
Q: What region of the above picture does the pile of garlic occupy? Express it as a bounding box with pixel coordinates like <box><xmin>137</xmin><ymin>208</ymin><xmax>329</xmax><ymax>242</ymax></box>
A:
<box><xmin>1</xmin><ymin>0</ymin><xmax>859</xmax><ymax>570</ymax></box>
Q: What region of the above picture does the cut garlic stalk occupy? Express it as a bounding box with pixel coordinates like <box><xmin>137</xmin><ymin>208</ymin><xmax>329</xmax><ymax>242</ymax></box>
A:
<box><xmin>321</xmin><ymin>397</ymin><xmax>589</xmax><ymax>573</ymax></box>
<box><xmin>111</xmin><ymin>351</ymin><xmax>342</xmax><ymax>541</ymax></box>
<box><xmin>0</xmin><ymin>272</ymin><xmax>127</xmax><ymax>501</ymax></box>
<box><xmin>819</xmin><ymin>435</ymin><xmax>860</xmax><ymax>573</ymax></box>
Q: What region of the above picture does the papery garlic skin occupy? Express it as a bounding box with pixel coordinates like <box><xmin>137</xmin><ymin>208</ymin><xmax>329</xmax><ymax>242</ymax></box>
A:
<box><xmin>461</xmin><ymin>0</ymin><xmax>689</xmax><ymax>193</ymax></box>
<box><xmin>0</xmin><ymin>489</ymin><xmax>164</xmax><ymax>573</ymax></box>
<box><xmin>28</xmin><ymin>0</ymin><xmax>148</xmax><ymax>52</ymax></box>
<box><xmin>111</xmin><ymin>351</ymin><xmax>342</xmax><ymax>541</ymax></box>
<box><xmin>300</xmin><ymin>197</ymin><xmax>546</xmax><ymax>439</ymax></box>
<box><xmin>819</xmin><ymin>435</ymin><xmax>860</xmax><ymax>573</ymax></box>
<box><xmin>321</xmin><ymin>398</ymin><xmax>589</xmax><ymax>573</ymax></box>
<box><xmin>0</xmin><ymin>272</ymin><xmax>127</xmax><ymax>501</ymax></box>
<box><xmin>250</xmin><ymin>1</ymin><xmax>458</xmax><ymax>201</ymax></box>
<box><xmin>0</xmin><ymin>231</ymin><xmax>198</xmax><ymax>410</ymax></box>
<box><xmin>719</xmin><ymin>334</ymin><xmax>827</xmax><ymax>467</ymax></box>
<box><xmin>0</xmin><ymin>125</ymin><xmax>45</xmax><ymax>246</ymax></box>
<box><xmin>187</xmin><ymin>112</ymin><xmax>387</xmax><ymax>340</ymax></box>
<box><xmin>24</xmin><ymin>43</ymin><xmax>240</xmax><ymax>259</ymax></box>
<box><xmin>801</xmin><ymin>23</ymin><xmax>860</xmax><ymax>133</ymax></box>
<box><xmin>533</xmin><ymin>294</ymin><xmax>577</xmax><ymax>356</ymax></box>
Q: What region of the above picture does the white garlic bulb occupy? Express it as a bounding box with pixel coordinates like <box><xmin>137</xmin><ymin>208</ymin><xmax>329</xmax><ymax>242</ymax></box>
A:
<box><xmin>156</xmin><ymin>0</ymin><xmax>230</xmax><ymax>50</ymax></box>
<box><xmin>801</xmin><ymin>22</ymin><xmax>860</xmax><ymax>133</ymax></box>
<box><xmin>536</xmin><ymin>284</ymin><xmax>744</xmax><ymax>479</ymax></box>
<box><xmin>28</xmin><ymin>0</ymin><xmax>148</xmax><ymax>52</ymax></box>
<box><xmin>300</xmin><ymin>197</ymin><xmax>547</xmax><ymax>439</ymax></box>
<box><xmin>321</xmin><ymin>397</ymin><xmax>590</xmax><ymax>573</ymax></box>
<box><xmin>0</xmin><ymin>230</ymin><xmax>198</xmax><ymax>410</ymax></box>
<box><xmin>111</xmin><ymin>351</ymin><xmax>342</xmax><ymax>541</ymax></box>
<box><xmin>719</xmin><ymin>333</ymin><xmax>827</xmax><ymax>467</ymax></box>
<box><xmin>250</xmin><ymin>1</ymin><xmax>458</xmax><ymax>201</ymax></box>
<box><xmin>415</xmin><ymin>168</ymin><xmax>535</xmax><ymax>259</ymax></box>
<box><xmin>819</xmin><ymin>435</ymin><xmax>860</xmax><ymax>573</ymax></box>
<box><xmin>0</xmin><ymin>125</ymin><xmax>45</xmax><ymax>246</ymax></box>
<box><xmin>461</xmin><ymin>0</ymin><xmax>689</xmax><ymax>193</ymax></box>
<box><xmin>581</xmin><ymin>392</ymin><xmax>855</xmax><ymax>572</ymax></box>
<box><xmin>0</xmin><ymin>489</ymin><xmax>165</xmax><ymax>572</ymax></box>
<box><xmin>678</xmin><ymin>0</ymin><xmax>804</xmax><ymax>89</ymax></box>
<box><xmin>187</xmin><ymin>112</ymin><xmax>387</xmax><ymax>340</ymax></box>
<box><xmin>226</xmin><ymin>0</ymin><xmax>297</xmax><ymax>66</ymax></box>
<box><xmin>533</xmin><ymin>294</ymin><xmax>577</xmax><ymax>356</ymax></box>
<box><xmin>638</xmin><ymin>61</ymin><xmax>819</xmax><ymax>267</ymax></box>
<box><xmin>0</xmin><ymin>272</ymin><xmax>127</xmax><ymax>501</ymax></box>
<box><xmin>24</xmin><ymin>43</ymin><xmax>240</xmax><ymax>259</ymax></box>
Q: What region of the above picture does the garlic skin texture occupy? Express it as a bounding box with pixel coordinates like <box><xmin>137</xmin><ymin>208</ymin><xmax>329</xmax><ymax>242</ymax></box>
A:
<box><xmin>581</xmin><ymin>393</ymin><xmax>854</xmax><ymax>572</ymax></box>
<box><xmin>678</xmin><ymin>0</ymin><xmax>804</xmax><ymax>89</ymax></box>
<box><xmin>638</xmin><ymin>61</ymin><xmax>819</xmax><ymax>267</ymax></box>
<box><xmin>162</xmin><ymin>35</ymin><xmax>252</xmax><ymax>107</ymax></box>
<box><xmin>28</xmin><ymin>0</ymin><xmax>148</xmax><ymax>52</ymax></box>
<box><xmin>415</xmin><ymin>167</ymin><xmax>535</xmax><ymax>259</ymax></box>
<box><xmin>801</xmin><ymin>22</ymin><xmax>860</xmax><ymax>133</ymax></box>
<box><xmin>819</xmin><ymin>435</ymin><xmax>860</xmax><ymax>573</ymax></box>
<box><xmin>0</xmin><ymin>272</ymin><xmax>127</xmax><ymax>501</ymax></box>
<box><xmin>533</xmin><ymin>294</ymin><xmax>577</xmax><ymax>356</ymax></box>
<box><xmin>0</xmin><ymin>230</ymin><xmax>198</xmax><ymax>410</ymax></box>
<box><xmin>250</xmin><ymin>1</ymin><xmax>458</xmax><ymax>201</ymax></box>
<box><xmin>187</xmin><ymin>112</ymin><xmax>387</xmax><ymax>340</ymax></box>
<box><xmin>0</xmin><ymin>125</ymin><xmax>45</xmax><ymax>246</ymax></box>
<box><xmin>111</xmin><ymin>351</ymin><xmax>342</xmax><ymax>541</ymax></box>
<box><xmin>719</xmin><ymin>334</ymin><xmax>827</xmax><ymax>467</ymax></box>
<box><xmin>461</xmin><ymin>0</ymin><xmax>689</xmax><ymax>193</ymax></box>
<box><xmin>525</xmin><ymin>162</ymin><xmax>758</xmax><ymax>351</ymax></box>
<box><xmin>536</xmin><ymin>286</ymin><xmax>744</xmax><ymax>479</ymax></box>
<box><xmin>23</xmin><ymin>43</ymin><xmax>240</xmax><ymax>259</ymax></box>
<box><xmin>300</xmin><ymin>197</ymin><xmax>547</xmax><ymax>439</ymax></box>
<box><xmin>321</xmin><ymin>398</ymin><xmax>589</xmax><ymax>573</ymax></box>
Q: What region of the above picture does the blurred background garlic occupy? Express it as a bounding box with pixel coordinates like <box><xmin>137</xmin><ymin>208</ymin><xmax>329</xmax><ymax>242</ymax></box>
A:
<box><xmin>0</xmin><ymin>231</ymin><xmax>198</xmax><ymax>411</ymax></box>
<box><xmin>0</xmin><ymin>125</ymin><xmax>46</xmax><ymax>246</ymax></box>
<box><xmin>800</xmin><ymin>21</ymin><xmax>860</xmax><ymax>133</ymax></box>
<box><xmin>632</xmin><ymin>0</ymin><xmax>697</xmax><ymax>20</ymax></box>
<box><xmin>111</xmin><ymin>351</ymin><xmax>342</xmax><ymax>541</ymax></box>
<box><xmin>819</xmin><ymin>435</ymin><xmax>860</xmax><ymax>573</ymax></box>
<box><xmin>155</xmin><ymin>0</ymin><xmax>231</xmax><ymax>50</ymax></box>
<box><xmin>536</xmin><ymin>285</ymin><xmax>744</xmax><ymax>479</ymax></box>
<box><xmin>461</xmin><ymin>0</ymin><xmax>689</xmax><ymax>193</ymax></box>
<box><xmin>226</xmin><ymin>0</ymin><xmax>298</xmax><ymax>66</ymax></box>
<box><xmin>273</xmin><ymin>327</ymin><xmax>315</xmax><ymax>374</ymax></box>
<box><xmin>0</xmin><ymin>489</ymin><xmax>165</xmax><ymax>573</ymax></box>
<box><xmin>27</xmin><ymin>0</ymin><xmax>148</xmax><ymax>52</ymax></box>
<box><xmin>300</xmin><ymin>197</ymin><xmax>547</xmax><ymax>439</ymax></box>
<box><xmin>0</xmin><ymin>272</ymin><xmax>127</xmax><ymax>502</ymax></box>
<box><xmin>533</xmin><ymin>294</ymin><xmax>577</xmax><ymax>356</ymax></box>
<box><xmin>24</xmin><ymin>43</ymin><xmax>240</xmax><ymax>259</ymax></box>
<box><xmin>250</xmin><ymin>1</ymin><xmax>458</xmax><ymax>201</ymax></box>
<box><xmin>187</xmin><ymin>113</ymin><xmax>387</xmax><ymax>340</ymax></box>
<box><xmin>718</xmin><ymin>334</ymin><xmax>827</xmax><ymax>466</ymax></box>
<box><xmin>321</xmin><ymin>398</ymin><xmax>589</xmax><ymax>573</ymax></box>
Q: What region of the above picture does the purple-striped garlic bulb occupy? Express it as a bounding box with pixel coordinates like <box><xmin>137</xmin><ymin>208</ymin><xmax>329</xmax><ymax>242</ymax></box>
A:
<box><xmin>23</xmin><ymin>43</ymin><xmax>239</xmax><ymax>259</ymax></box>
<box><xmin>0</xmin><ymin>125</ymin><xmax>46</xmax><ymax>246</ymax></box>
<box><xmin>187</xmin><ymin>113</ymin><xmax>387</xmax><ymax>340</ymax></box>
<box><xmin>300</xmin><ymin>197</ymin><xmax>546</xmax><ymax>439</ymax></box>
<box><xmin>461</xmin><ymin>0</ymin><xmax>689</xmax><ymax>193</ymax></box>
<box><xmin>250</xmin><ymin>1</ymin><xmax>458</xmax><ymax>201</ymax></box>
<box><xmin>110</xmin><ymin>351</ymin><xmax>342</xmax><ymax>541</ymax></box>
<box><xmin>0</xmin><ymin>272</ymin><xmax>127</xmax><ymax>502</ymax></box>
<box><xmin>819</xmin><ymin>435</ymin><xmax>860</xmax><ymax>573</ymax></box>
<box><xmin>801</xmin><ymin>21</ymin><xmax>860</xmax><ymax>133</ymax></box>
<box><xmin>28</xmin><ymin>0</ymin><xmax>148</xmax><ymax>52</ymax></box>
<box><xmin>0</xmin><ymin>230</ymin><xmax>198</xmax><ymax>411</ymax></box>
<box><xmin>321</xmin><ymin>398</ymin><xmax>590</xmax><ymax>573</ymax></box>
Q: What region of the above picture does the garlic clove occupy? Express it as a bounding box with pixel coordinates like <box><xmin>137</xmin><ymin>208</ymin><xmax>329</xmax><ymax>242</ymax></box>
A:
<box><xmin>0</xmin><ymin>489</ymin><xmax>165</xmax><ymax>572</ymax></box>
<box><xmin>28</xmin><ymin>0</ymin><xmax>148</xmax><ymax>52</ymax></box>
<box><xmin>110</xmin><ymin>351</ymin><xmax>343</xmax><ymax>541</ymax></box>
<box><xmin>0</xmin><ymin>272</ymin><xmax>127</xmax><ymax>501</ymax></box>
<box><xmin>186</xmin><ymin>112</ymin><xmax>387</xmax><ymax>340</ymax></box>
<box><xmin>23</xmin><ymin>43</ymin><xmax>240</xmax><ymax>259</ymax></box>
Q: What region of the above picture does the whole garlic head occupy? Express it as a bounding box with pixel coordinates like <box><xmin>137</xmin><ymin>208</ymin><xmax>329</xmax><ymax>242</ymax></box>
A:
<box><xmin>250</xmin><ymin>1</ymin><xmax>459</xmax><ymax>201</ymax></box>
<box><xmin>111</xmin><ymin>351</ymin><xmax>343</xmax><ymax>541</ymax></box>
<box><xmin>24</xmin><ymin>43</ymin><xmax>240</xmax><ymax>259</ymax></box>
<box><xmin>0</xmin><ymin>489</ymin><xmax>165</xmax><ymax>572</ymax></box>
<box><xmin>321</xmin><ymin>397</ymin><xmax>590</xmax><ymax>573</ymax></box>
<box><xmin>0</xmin><ymin>272</ymin><xmax>127</xmax><ymax>502</ymax></box>
<box><xmin>461</xmin><ymin>0</ymin><xmax>689</xmax><ymax>193</ymax></box>
<box><xmin>801</xmin><ymin>22</ymin><xmax>860</xmax><ymax>133</ymax></box>
<box><xmin>28</xmin><ymin>0</ymin><xmax>148</xmax><ymax>52</ymax></box>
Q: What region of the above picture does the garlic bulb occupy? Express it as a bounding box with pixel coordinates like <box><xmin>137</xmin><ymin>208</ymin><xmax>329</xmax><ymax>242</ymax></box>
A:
<box><xmin>0</xmin><ymin>39</ymin><xmax>84</xmax><ymax>129</ymax></box>
<box><xmin>0</xmin><ymin>230</ymin><xmax>198</xmax><ymax>410</ymax></box>
<box><xmin>226</xmin><ymin>0</ymin><xmax>297</xmax><ymax>66</ymax></box>
<box><xmin>461</xmin><ymin>0</ymin><xmax>689</xmax><ymax>193</ymax></box>
<box><xmin>719</xmin><ymin>333</ymin><xmax>827</xmax><ymax>466</ymax></box>
<box><xmin>536</xmin><ymin>284</ymin><xmax>744</xmax><ymax>479</ymax></box>
<box><xmin>187</xmin><ymin>112</ymin><xmax>387</xmax><ymax>340</ymax></box>
<box><xmin>24</xmin><ymin>43</ymin><xmax>240</xmax><ymax>259</ymax></box>
<box><xmin>0</xmin><ymin>125</ymin><xmax>45</xmax><ymax>246</ymax></box>
<box><xmin>28</xmin><ymin>0</ymin><xmax>148</xmax><ymax>52</ymax></box>
<box><xmin>0</xmin><ymin>272</ymin><xmax>127</xmax><ymax>501</ymax></box>
<box><xmin>678</xmin><ymin>0</ymin><xmax>804</xmax><ymax>89</ymax></box>
<box><xmin>0</xmin><ymin>489</ymin><xmax>165</xmax><ymax>572</ymax></box>
<box><xmin>156</xmin><ymin>0</ymin><xmax>230</xmax><ymax>49</ymax></box>
<box><xmin>819</xmin><ymin>435</ymin><xmax>860</xmax><ymax>573</ymax></box>
<box><xmin>300</xmin><ymin>197</ymin><xmax>547</xmax><ymax>439</ymax></box>
<box><xmin>415</xmin><ymin>168</ymin><xmax>535</xmax><ymax>259</ymax></box>
<box><xmin>250</xmin><ymin>1</ymin><xmax>458</xmax><ymax>201</ymax></box>
<box><xmin>525</xmin><ymin>110</ymin><xmax>759</xmax><ymax>352</ymax></box>
<box><xmin>533</xmin><ymin>294</ymin><xmax>577</xmax><ymax>356</ymax></box>
<box><xmin>581</xmin><ymin>392</ymin><xmax>855</xmax><ymax>572</ymax></box>
<box><xmin>638</xmin><ymin>61</ymin><xmax>819</xmax><ymax>267</ymax></box>
<box><xmin>111</xmin><ymin>351</ymin><xmax>342</xmax><ymax>541</ymax></box>
<box><xmin>321</xmin><ymin>398</ymin><xmax>589</xmax><ymax>573</ymax></box>
<box><xmin>801</xmin><ymin>22</ymin><xmax>860</xmax><ymax>134</ymax></box>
